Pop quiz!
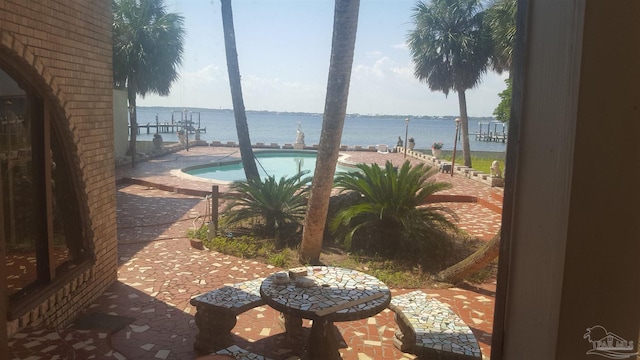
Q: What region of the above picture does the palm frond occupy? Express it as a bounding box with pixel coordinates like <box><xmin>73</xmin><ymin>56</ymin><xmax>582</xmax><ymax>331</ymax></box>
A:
<box><xmin>223</xmin><ymin>171</ymin><xmax>311</xmax><ymax>238</ymax></box>
<box><xmin>112</xmin><ymin>0</ymin><xmax>185</xmax><ymax>96</ymax></box>
<box><xmin>331</xmin><ymin>160</ymin><xmax>457</xmax><ymax>255</ymax></box>
<box><xmin>407</xmin><ymin>0</ymin><xmax>490</xmax><ymax>94</ymax></box>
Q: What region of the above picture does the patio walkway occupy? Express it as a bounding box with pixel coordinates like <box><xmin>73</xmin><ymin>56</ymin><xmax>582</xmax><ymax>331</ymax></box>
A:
<box><xmin>8</xmin><ymin>146</ymin><xmax>503</xmax><ymax>360</ymax></box>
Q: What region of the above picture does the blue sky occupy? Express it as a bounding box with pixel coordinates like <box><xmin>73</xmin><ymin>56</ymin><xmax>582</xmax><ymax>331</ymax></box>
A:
<box><xmin>137</xmin><ymin>0</ymin><xmax>509</xmax><ymax>117</ymax></box>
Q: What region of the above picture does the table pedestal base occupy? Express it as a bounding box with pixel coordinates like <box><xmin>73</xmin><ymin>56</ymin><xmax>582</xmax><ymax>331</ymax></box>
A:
<box><xmin>278</xmin><ymin>313</ymin><xmax>303</xmax><ymax>342</ymax></box>
<box><xmin>302</xmin><ymin>318</ymin><xmax>341</xmax><ymax>360</ymax></box>
<box><xmin>193</xmin><ymin>307</ymin><xmax>236</xmax><ymax>353</ymax></box>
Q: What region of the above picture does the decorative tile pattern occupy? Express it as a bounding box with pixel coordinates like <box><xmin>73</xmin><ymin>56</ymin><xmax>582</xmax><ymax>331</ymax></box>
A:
<box><xmin>9</xmin><ymin>147</ymin><xmax>499</xmax><ymax>360</ymax></box>
<box><xmin>8</xmin><ymin>327</ymin><xmax>122</xmax><ymax>360</ymax></box>
<box><xmin>390</xmin><ymin>290</ymin><xmax>481</xmax><ymax>359</ymax></box>
<box><xmin>190</xmin><ymin>278</ymin><xmax>267</xmax><ymax>353</ymax></box>
<box><xmin>190</xmin><ymin>278</ymin><xmax>264</xmax><ymax>314</ymax></box>
<box><xmin>215</xmin><ymin>344</ymin><xmax>274</xmax><ymax>360</ymax></box>
<box><xmin>261</xmin><ymin>266</ymin><xmax>391</xmax><ymax>321</ymax></box>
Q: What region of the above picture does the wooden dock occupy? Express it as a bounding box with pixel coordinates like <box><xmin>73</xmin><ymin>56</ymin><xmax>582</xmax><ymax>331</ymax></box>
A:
<box><xmin>128</xmin><ymin>123</ymin><xmax>206</xmax><ymax>135</ymax></box>
<box><xmin>475</xmin><ymin>122</ymin><xmax>507</xmax><ymax>142</ymax></box>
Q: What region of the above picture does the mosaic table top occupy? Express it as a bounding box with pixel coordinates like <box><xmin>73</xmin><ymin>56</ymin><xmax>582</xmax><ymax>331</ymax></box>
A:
<box><xmin>260</xmin><ymin>266</ymin><xmax>391</xmax><ymax>322</ymax></box>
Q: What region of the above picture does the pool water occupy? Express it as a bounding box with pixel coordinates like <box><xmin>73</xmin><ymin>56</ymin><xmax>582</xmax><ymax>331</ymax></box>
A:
<box><xmin>184</xmin><ymin>151</ymin><xmax>354</xmax><ymax>182</ymax></box>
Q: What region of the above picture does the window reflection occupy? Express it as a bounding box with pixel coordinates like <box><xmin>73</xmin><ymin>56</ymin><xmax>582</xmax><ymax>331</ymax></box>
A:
<box><xmin>2</xmin><ymin>96</ymin><xmax>38</xmax><ymax>296</ymax></box>
<box><xmin>51</xmin><ymin>132</ymin><xmax>77</xmax><ymax>273</ymax></box>
<box><xmin>2</xmin><ymin>69</ymin><xmax>87</xmax><ymax>303</ymax></box>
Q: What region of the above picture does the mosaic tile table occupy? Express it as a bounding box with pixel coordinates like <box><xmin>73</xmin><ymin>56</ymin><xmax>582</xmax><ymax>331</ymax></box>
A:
<box><xmin>260</xmin><ymin>266</ymin><xmax>391</xmax><ymax>360</ymax></box>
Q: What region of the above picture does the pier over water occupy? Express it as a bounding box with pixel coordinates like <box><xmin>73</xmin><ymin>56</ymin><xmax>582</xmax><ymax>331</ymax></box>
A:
<box><xmin>475</xmin><ymin>122</ymin><xmax>507</xmax><ymax>142</ymax></box>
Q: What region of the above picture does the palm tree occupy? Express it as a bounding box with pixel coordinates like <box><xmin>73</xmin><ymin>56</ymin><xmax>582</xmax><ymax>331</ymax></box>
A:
<box><xmin>487</xmin><ymin>0</ymin><xmax>517</xmax><ymax>123</ymax></box>
<box><xmin>436</xmin><ymin>229</ymin><xmax>500</xmax><ymax>283</ymax></box>
<box><xmin>112</xmin><ymin>0</ymin><xmax>185</xmax><ymax>167</ymax></box>
<box><xmin>438</xmin><ymin>0</ymin><xmax>517</xmax><ymax>284</ymax></box>
<box><xmin>220</xmin><ymin>0</ymin><xmax>259</xmax><ymax>181</ymax></box>
<box><xmin>330</xmin><ymin>160</ymin><xmax>456</xmax><ymax>255</ymax></box>
<box><xmin>486</xmin><ymin>0</ymin><xmax>516</xmax><ymax>74</ymax></box>
<box><xmin>407</xmin><ymin>0</ymin><xmax>491</xmax><ymax>168</ymax></box>
<box><xmin>223</xmin><ymin>172</ymin><xmax>311</xmax><ymax>248</ymax></box>
<box><xmin>299</xmin><ymin>0</ymin><xmax>360</xmax><ymax>264</ymax></box>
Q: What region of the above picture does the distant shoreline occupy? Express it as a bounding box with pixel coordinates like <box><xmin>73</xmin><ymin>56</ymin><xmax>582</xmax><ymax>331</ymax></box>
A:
<box><xmin>133</xmin><ymin>107</ymin><xmax>507</xmax><ymax>153</ymax></box>
<box><xmin>137</xmin><ymin>106</ymin><xmax>498</xmax><ymax>122</ymax></box>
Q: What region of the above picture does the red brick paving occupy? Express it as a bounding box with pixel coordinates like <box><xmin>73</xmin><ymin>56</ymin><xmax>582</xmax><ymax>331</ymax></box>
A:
<box><xmin>9</xmin><ymin>146</ymin><xmax>501</xmax><ymax>360</ymax></box>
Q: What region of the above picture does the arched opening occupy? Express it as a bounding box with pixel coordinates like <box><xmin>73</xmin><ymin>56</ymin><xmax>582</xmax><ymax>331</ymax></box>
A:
<box><xmin>1</xmin><ymin>60</ymin><xmax>94</xmax><ymax>319</ymax></box>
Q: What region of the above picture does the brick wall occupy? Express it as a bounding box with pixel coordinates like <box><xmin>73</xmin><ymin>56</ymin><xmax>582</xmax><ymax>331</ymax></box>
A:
<box><xmin>0</xmin><ymin>0</ymin><xmax>117</xmax><ymax>333</ymax></box>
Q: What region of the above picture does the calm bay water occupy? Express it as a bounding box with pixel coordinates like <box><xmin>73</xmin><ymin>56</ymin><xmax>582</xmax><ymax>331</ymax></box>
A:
<box><xmin>135</xmin><ymin>107</ymin><xmax>507</xmax><ymax>153</ymax></box>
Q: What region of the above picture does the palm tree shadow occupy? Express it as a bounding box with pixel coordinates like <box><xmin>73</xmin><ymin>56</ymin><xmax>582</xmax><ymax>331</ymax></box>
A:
<box><xmin>116</xmin><ymin>184</ymin><xmax>205</xmax><ymax>246</ymax></box>
<box><xmin>114</xmin><ymin>184</ymin><xmax>210</xmax><ymax>269</ymax></box>
<box><xmin>79</xmin><ymin>281</ymin><xmax>199</xmax><ymax>358</ymax></box>
<box><xmin>457</xmin><ymin>281</ymin><xmax>496</xmax><ymax>298</ymax></box>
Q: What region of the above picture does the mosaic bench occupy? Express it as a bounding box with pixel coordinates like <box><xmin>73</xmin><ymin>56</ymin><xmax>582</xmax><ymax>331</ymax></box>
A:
<box><xmin>190</xmin><ymin>278</ymin><xmax>265</xmax><ymax>354</ymax></box>
<box><xmin>389</xmin><ymin>290</ymin><xmax>481</xmax><ymax>360</ymax></box>
<box><xmin>212</xmin><ymin>344</ymin><xmax>273</xmax><ymax>360</ymax></box>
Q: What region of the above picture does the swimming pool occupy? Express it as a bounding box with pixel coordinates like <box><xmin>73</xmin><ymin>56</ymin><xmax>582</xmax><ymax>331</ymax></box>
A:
<box><xmin>182</xmin><ymin>150</ymin><xmax>355</xmax><ymax>182</ymax></box>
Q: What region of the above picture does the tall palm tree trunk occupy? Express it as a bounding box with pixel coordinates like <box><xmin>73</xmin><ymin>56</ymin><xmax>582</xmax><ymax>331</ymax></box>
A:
<box><xmin>127</xmin><ymin>77</ymin><xmax>138</xmax><ymax>168</ymax></box>
<box><xmin>299</xmin><ymin>0</ymin><xmax>360</xmax><ymax>264</ymax></box>
<box><xmin>220</xmin><ymin>0</ymin><xmax>259</xmax><ymax>182</ymax></box>
<box><xmin>436</xmin><ymin>231</ymin><xmax>500</xmax><ymax>284</ymax></box>
<box><xmin>457</xmin><ymin>90</ymin><xmax>472</xmax><ymax>168</ymax></box>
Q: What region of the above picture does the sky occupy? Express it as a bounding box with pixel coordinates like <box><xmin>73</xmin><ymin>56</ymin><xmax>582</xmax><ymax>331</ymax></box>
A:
<box><xmin>137</xmin><ymin>0</ymin><xmax>509</xmax><ymax>117</ymax></box>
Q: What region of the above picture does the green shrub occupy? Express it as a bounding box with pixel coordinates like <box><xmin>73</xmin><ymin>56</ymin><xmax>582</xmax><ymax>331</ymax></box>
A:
<box><xmin>187</xmin><ymin>224</ymin><xmax>209</xmax><ymax>240</ymax></box>
<box><xmin>331</xmin><ymin>160</ymin><xmax>457</xmax><ymax>257</ymax></box>
<box><xmin>371</xmin><ymin>268</ymin><xmax>425</xmax><ymax>288</ymax></box>
<box><xmin>191</xmin><ymin>225</ymin><xmax>296</xmax><ymax>268</ymax></box>
<box><xmin>204</xmin><ymin>233</ymin><xmax>260</xmax><ymax>258</ymax></box>
<box><xmin>267</xmin><ymin>248</ymin><xmax>295</xmax><ymax>268</ymax></box>
<box><xmin>323</xmin><ymin>191</ymin><xmax>363</xmax><ymax>245</ymax></box>
<box><xmin>223</xmin><ymin>172</ymin><xmax>311</xmax><ymax>248</ymax></box>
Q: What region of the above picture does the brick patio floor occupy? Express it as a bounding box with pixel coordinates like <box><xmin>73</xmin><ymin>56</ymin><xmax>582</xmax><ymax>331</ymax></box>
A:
<box><xmin>8</xmin><ymin>146</ymin><xmax>503</xmax><ymax>360</ymax></box>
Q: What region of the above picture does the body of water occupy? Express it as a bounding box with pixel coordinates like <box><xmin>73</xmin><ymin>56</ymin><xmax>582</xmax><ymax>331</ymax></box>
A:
<box><xmin>134</xmin><ymin>107</ymin><xmax>507</xmax><ymax>153</ymax></box>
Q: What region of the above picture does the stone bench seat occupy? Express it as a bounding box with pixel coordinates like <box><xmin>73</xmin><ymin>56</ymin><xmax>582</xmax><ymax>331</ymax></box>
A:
<box><xmin>389</xmin><ymin>290</ymin><xmax>481</xmax><ymax>360</ymax></box>
<box><xmin>190</xmin><ymin>278</ymin><xmax>265</xmax><ymax>354</ymax></box>
<box><xmin>213</xmin><ymin>344</ymin><xmax>273</xmax><ymax>360</ymax></box>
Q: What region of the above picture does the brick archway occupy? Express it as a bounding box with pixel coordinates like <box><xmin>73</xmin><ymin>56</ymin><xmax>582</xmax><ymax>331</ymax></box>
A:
<box><xmin>0</xmin><ymin>29</ymin><xmax>94</xmax><ymax>247</ymax></box>
<box><xmin>0</xmin><ymin>31</ymin><xmax>96</xmax><ymax>327</ymax></box>
<box><xmin>1</xmin><ymin>31</ymin><xmax>77</xmax><ymax>143</ymax></box>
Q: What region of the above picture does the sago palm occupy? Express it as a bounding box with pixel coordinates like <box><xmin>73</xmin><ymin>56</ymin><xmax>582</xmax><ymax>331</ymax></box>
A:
<box><xmin>330</xmin><ymin>160</ymin><xmax>457</xmax><ymax>256</ymax></box>
<box><xmin>223</xmin><ymin>172</ymin><xmax>311</xmax><ymax>248</ymax></box>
